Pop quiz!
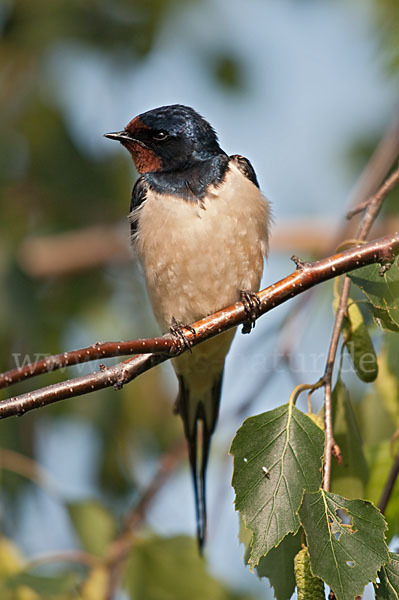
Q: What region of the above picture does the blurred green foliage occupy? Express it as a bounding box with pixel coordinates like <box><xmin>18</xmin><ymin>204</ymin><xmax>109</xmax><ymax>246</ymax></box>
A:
<box><xmin>376</xmin><ymin>0</ymin><xmax>399</xmax><ymax>75</ymax></box>
<box><xmin>0</xmin><ymin>0</ymin><xmax>398</xmax><ymax>597</ymax></box>
<box><xmin>125</xmin><ymin>536</ymin><xmax>256</xmax><ymax>600</ymax></box>
<box><xmin>0</xmin><ymin>0</ymin><xmax>260</xmax><ymax>596</ymax></box>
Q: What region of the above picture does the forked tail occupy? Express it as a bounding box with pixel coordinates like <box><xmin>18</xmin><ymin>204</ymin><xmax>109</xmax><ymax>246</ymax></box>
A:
<box><xmin>176</xmin><ymin>372</ymin><xmax>224</xmax><ymax>552</ymax></box>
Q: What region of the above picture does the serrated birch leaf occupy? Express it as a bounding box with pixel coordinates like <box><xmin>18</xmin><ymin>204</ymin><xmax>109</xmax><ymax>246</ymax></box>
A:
<box><xmin>367</xmin><ymin>303</ymin><xmax>399</xmax><ymax>332</ymax></box>
<box><xmin>330</xmin><ymin>378</ymin><xmax>368</xmax><ymax>499</ymax></box>
<box><xmin>349</xmin><ymin>259</ymin><xmax>399</xmax><ymax>328</ymax></box>
<box><xmin>255</xmin><ymin>531</ymin><xmax>301</xmax><ymax>600</ymax></box>
<box><xmin>366</xmin><ymin>441</ymin><xmax>399</xmax><ymax>539</ymax></box>
<box><xmin>299</xmin><ymin>490</ymin><xmax>389</xmax><ymax>600</ymax></box>
<box><xmin>343</xmin><ymin>301</ymin><xmax>378</xmax><ymax>382</ymax></box>
<box><xmin>375</xmin><ymin>553</ymin><xmax>399</xmax><ymax>599</ymax></box>
<box><xmin>230</xmin><ymin>404</ymin><xmax>324</xmax><ymax>568</ymax></box>
<box><xmin>67</xmin><ymin>500</ymin><xmax>116</xmax><ymax>557</ymax></box>
<box><xmin>240</xmin><ymin>520</ymin><xmax>300</xmax><ymax>600</ymax></box>
<box><xmin>377</xmin><ymin>340</ymin><xmax>399</xmax><ymax>423</ymax></box>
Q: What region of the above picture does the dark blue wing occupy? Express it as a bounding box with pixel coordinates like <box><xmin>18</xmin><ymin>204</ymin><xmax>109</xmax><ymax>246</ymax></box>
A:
<box><xmin>230</xmin><ymin>154</ymin><xmax>260</xmax><ymax>188</ymax></box>
<box><xmin>129</xmin><ymin>176</ymin><xmax>148</xmax><ymax>238</ymax></box>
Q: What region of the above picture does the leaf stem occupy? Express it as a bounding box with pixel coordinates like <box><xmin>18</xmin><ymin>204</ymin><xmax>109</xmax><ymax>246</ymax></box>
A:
<box><xmin>378</xmin><ymin>452</ymin><xmax>399</xmax><ymax>515</ymax></box>
<box><xmin>322</xmin><ymin>168</ymin><xmax>398</xmax><ymax>491</ymax></box>
<box><xmin>289</xmin><ymin>380</ymin><xmax>323</xmax><ymax>407</ymax></box>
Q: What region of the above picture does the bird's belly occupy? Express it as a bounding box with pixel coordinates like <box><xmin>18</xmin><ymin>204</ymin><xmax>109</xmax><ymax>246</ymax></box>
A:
<box><xmin>133</xmin><ymin>165</ymin><xmax>269</xmax><ymax>331</ymax></box>
<box><xmin>151</xmin><ymin>237</ymin><xmax>261</xmax><ymax>328</ymax></box>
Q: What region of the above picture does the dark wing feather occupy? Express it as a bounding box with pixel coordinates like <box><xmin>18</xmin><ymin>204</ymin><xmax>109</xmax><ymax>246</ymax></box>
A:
<box><xmin>230</xmin><ymin>154</ymin><xmax>260</xmax><ymax>188</ymax></box>
<box><xmin>129</xmin><ymin>176</ymin><xmax>148</xmax><ymax>238</ymax></box>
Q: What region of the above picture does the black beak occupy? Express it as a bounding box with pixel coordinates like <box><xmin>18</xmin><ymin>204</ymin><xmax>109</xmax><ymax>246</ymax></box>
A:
<box><xmin>104</xmin><ymin>131</ymin><xmax>148</xmax><ymax>149</ymax></box>
<box><xmin>104</xmin><ymin>131</ymin><xmax>133</xmax><ymax>142</ymax></box>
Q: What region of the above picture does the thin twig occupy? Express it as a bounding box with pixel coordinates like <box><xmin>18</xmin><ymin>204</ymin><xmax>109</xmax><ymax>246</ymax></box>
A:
<box><xmin>4</xmin><ymin>171</ymin><xmax>397</xmax><ymax>395</ymax></box>
<box><xmin>0</xmin><ymin>337</ymin><xmax>178</xmax><ymax>390</ymax></box>
<box><xmin>26</xmin><ymin>550</ymin><xmax>99</xmax><ymax>570</ymax></box>
<box><xmin>378</xmin><ymin>453</ymin><xmax>399</xmax><ymax>515</ymax></box>
<box><xmin>0</xmin><ymin>233</ymin><xmax>398</xmax><ymax>420</ymax></box>
<box><xmin>321</xmin><ymin>168</ymin><xmax>398</xmax><ymax>490</ymax></box>
<box><xmin>356</xmin><ymin>169</ymin><xmax>399</xmax><ymax>237</ymax></box>
<box><xmin>322</xmin><ymin>276</ymin><xmax>351</xmax><ymax>490</ymax></box>
<box><xmin>346</xmin><ymin>197</ymin><xmax>375</xmax><ymax>219</ymax></box>
<box><xmin>17</xmin><ymin>216</ymin><xmax>399</xmax><ymax>278</ymax></box>
<box><xmin>122</xmin><ymin>440</ymin><xmax>187</xmax><ymax>534</ymax></box>
<box><xmin>342</xmin><ymin>116</ymin><xmax>399</xmax><ymax>233</ymax></box>
<box><xmin>105</xmin><ymin>440</ymin><xmax>187</xmax><ymax>599</ymax></box>
<box><xmin>17</xmin><ymin>117</ymin><xmax>398</xmax><ymax>281</ymax></box>
<box><xmin>9</xmin><ymin>441</ymin><xmax>187</xmax><ymax>600</ymax></box>
<box><xmin>0</xmin><ymin>448</ymin><xmax>61</xmax><ymax>498</ymax></box>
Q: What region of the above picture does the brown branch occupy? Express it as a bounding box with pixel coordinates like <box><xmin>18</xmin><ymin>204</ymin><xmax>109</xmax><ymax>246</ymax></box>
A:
<box><xmin>347</xmin><ymin>116</ymin><xmax>399</xmax><ymax>209</ymax></box>
<box><xmin>104</xmin><ymin>440</ymin><xmax>187</xmax><ymax>599</ymax></box>
<box><xmin>321</xmin><ymin>168</ymin><xmax>399</xmax><ymax>491</ymax></box>
<box><xmin>0</xmin><ymin>448</ymin><xmax>61</xmax><ymax>498</ymax></box>
<box><xmin>0</xmin><ymin>233</ymin><xmax>398</xmax><ymax>420</ymax></box>
<box><xmin>354</xmin><ymin>169</ymin><xmax>399</xmax><ymax>236</ymax></box>
<box><xmin>17</xmin><ymin>217</ymin><xmax>399</xmax><ymax>278</ymax></box>
<box><xmin>339</xmin><ymin>116</ymin><xmax>399</xmax><ymax>241</ymax></box>
<box><xmin>378</xmin><ymin>452</ymin><xmax>399</xmax><ymax>515</ymax></box>
<box><xmin>18</xmin><ymin>224</ymin><xmax>131</xmax><ymax>278</ymax></box>
<box><xmin>0</xmin><ymin>337</ymin><xmax>177</xmax><ymax>390</ymax></box>
<box><xmin>26</xmin><ymin>550</ymin><xmax>99</xmax><ymax>570</ymax></box>
<box><xmin>14</xmin><ymin>442</ymin><xmax>186</xmax><ymax>600</ymax></box>
<box><xmin>347</xmin><ymin>197</ymin><xmax>377</xmax><ymax>220</ymax></box>
<box><xmin>321</xmin><ymin>274</ymin><xmax>351</xmax><ymax>491</ymax></box>
<box><xmin>3</xmin><ymin>229</ymin><xmax>398</xmax><ymax>393</ymax></box>
<box><xmin>16</xmin><ymin>121</ymin><xmax>398</xmax><ymax>280</ymax></box>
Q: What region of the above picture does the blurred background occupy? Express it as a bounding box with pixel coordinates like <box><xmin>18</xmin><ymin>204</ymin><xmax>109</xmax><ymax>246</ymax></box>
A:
<box><xmin>0</xmin><ymin>0</ymin><xmax>398</xmax><ymax>598</ymax></box>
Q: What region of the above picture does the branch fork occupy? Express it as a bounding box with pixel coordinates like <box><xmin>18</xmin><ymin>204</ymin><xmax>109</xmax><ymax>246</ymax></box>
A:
<box><xmin>0</xmin><ymin>232</ymin><xmax>398</xmax><ymax>420</ymax></box>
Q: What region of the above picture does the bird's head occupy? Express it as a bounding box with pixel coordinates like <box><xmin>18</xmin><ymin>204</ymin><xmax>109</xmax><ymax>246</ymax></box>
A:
<box><xmin>104</xmin><ymin>104</ymin><xmax>223</xmax><ymax>174</ymax></box>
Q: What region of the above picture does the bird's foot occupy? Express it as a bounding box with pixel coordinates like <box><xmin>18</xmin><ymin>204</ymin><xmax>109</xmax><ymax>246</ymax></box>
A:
<box><xmin>170</xmin><ymin>317</ymin><xmax>196</xmax><ymax>353</ymax></box>
<box><xmin>240</xmin><ymin>290</ymin><xmax>261</xmax><ymax>334</ymax></box>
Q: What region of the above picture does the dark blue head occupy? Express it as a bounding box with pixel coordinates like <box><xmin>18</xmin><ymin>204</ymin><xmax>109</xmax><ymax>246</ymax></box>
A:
<box><xmin>105</xmin><ymin>104</ymin><xmax>224</xmax><ymax>174</ymax></box>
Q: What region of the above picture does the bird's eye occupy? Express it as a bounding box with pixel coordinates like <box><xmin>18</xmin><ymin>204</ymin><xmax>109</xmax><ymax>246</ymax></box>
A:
<box><xmin>153</xmin><ymin>131</ymin><xmax>169</xmax><ymax>141</ymax></box>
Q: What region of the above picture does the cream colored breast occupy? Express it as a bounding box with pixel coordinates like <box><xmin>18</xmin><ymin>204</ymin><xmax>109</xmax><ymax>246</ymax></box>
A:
<box><xmin>131</xmin><ymin>161</ymin><xmax>270</xmax><ymax>331</ymax></box>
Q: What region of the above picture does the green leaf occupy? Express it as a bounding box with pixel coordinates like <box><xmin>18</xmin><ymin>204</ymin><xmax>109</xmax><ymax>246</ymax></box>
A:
<box><xmin>358</xmin><ymin>390</ymin><xmax>396</xmax><ymax>448</ymax></box>
<box><xmin>211</xmin><ymin>53</ymin><xmax>245</xmax><ymax>91</ymax></box>
<box><xmin>379</xmin><ymin>333</ymin><xmax>399</xmax><ymax>421</ymax></box>
<box><xmin>365</xmin><ymin>441</ymin><xmax>399</xmax><ymax>539</ymax></box>
<box><xmin>349</xmin><ymin>258</ymin><xmax>399</xmax><ymax>329</ymax></box>
<box><xmin>0</xmin><ymin>537</ymin><xmax>78</xmax><ymax>598</ymax></box>
<box><xmin>330</xmin><ymin>378</ymin><xmax>368</xmax><ymax>498</ymax></box>
<box><xmin>343</xmin><ymin>301</ymin><xmax>378</xmax><ymax>382</ymax></box>
<box><xmin>375</xmin><ymin>552</ymin><xmax>399</xmax><ymax>599</ymax></box>
<box><xmin>230</xmin><ymin>404</ymin><xmax>324</xmax><ymax>568</ymax></box>
<box><xmin>124</xmin><ymin>535</ymin><xmax>254</xmax><ymax>600</ymax></box>
<box><xmin>299</xmin><ymin>490</ymin><xmax>389</xmax><ymax>600</ymax></box>
<box><xmin>0</xmin><ymin>537</ymin><xmax>24</xmax><ymax>576</ymax></box>
<box><xmin>1</xmin><ymin>571</ymin><xmax>79</xmax><ymax>597</ymax></box>
<box><xmin>80</xmin><ymin>566</ymin><xmax>109</xmax><ymax>600</ymax></box>
<box><xmin>240</xmin><ymin>518</ymin><xmax>301</xmax><ymax>599</ymax></box>
<box><xmin>366</xmin><ymin>303</ymin><xmax>399</xmax><ymax>332</ymax></box>
<box><xmin>255</xmin><ymin>531</ymin><xmax>301</xmax><ymax>600</ymax></box>
<box><xmin>386</xmin><ymin>330</ymin><xmax>399</xmax><ymax>377</ymax></box>
<box><xmin>67</xmin><ymin>500</ymin><xmax>117</xmax><ymax>557</ymax></box>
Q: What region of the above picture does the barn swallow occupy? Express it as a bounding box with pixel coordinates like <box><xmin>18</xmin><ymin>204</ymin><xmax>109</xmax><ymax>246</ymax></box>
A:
<box><xmin>105</xmin><ymin>104</ymin><xmax>270</xmax><ymax>550</ymax></box>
